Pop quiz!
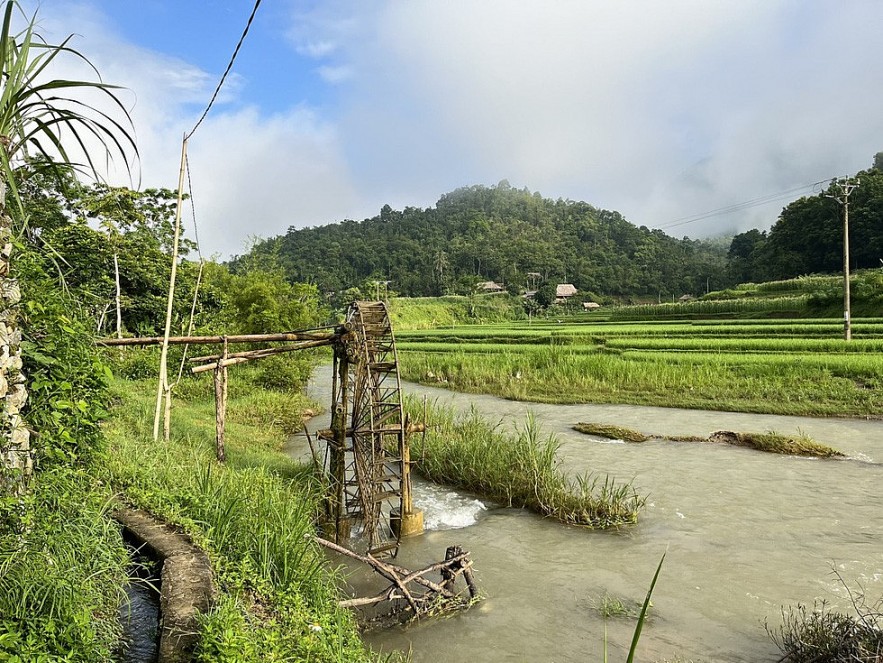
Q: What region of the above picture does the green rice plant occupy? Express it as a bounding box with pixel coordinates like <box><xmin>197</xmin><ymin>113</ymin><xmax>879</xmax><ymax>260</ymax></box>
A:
<box><xmin>573</xmin><ymin>423</ymin><xmax>649</xmax><ymax>443</ymax></box>
<box><xmin>406</xmin><ymin>400</ymin><xmax>645</xmax><ymax>528</ymax></box>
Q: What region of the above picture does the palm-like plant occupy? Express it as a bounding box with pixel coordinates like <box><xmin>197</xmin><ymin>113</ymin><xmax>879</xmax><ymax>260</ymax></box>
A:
<box><xmin>0</xmin><ymin>0</ymin><xmax>136</xmax><ymax>482</ymax></box>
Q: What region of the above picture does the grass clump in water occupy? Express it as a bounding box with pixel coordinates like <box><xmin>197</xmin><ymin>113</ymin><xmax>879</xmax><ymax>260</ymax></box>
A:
<box><xmin>710</xmin><ymin>430</ymin><xmax>843</xmax><ymax>457</ymax></box>
<box><xmin>573</xmin><ymin>423</ymin><xmax>649</xmax><ymax>443</ymax></box>
<box><xmin>407</xmin><ymin>400</ymin><xmax>645</xmax><ymax>528</ymax></box>
<box><xmin>593</xmin><ymin>592</ymin><xmax>646</xmax><ymax>619</ymax></box>
<box><xmin>768</xmin><ymin>599</ymin><xmax>883</xmax><ymax>662</ymax></box>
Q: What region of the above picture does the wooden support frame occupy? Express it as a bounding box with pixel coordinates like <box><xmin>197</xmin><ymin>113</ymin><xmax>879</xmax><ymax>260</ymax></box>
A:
<box><xmin>315</xmin><ymin>536</ymin><xmax>477</xmax><ymax>617</ymax></box>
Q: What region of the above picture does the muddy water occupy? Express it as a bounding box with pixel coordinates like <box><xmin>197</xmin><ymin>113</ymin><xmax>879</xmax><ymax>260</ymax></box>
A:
<box><xmin>302</xmin><ymin>366</ymin><xmax>883</xmax><ymax>662</ymax></box>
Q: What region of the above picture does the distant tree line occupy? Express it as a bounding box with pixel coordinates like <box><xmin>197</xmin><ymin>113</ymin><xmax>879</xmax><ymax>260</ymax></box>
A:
<box><xmin>241</xmin><ymin>181</ymin><xmax>730</xmax><ymax>300</ymax></box>
<box><xmin>728</xmin><ymin>155</ymin><xmax>883</xmax><ymax>284</ymax></box>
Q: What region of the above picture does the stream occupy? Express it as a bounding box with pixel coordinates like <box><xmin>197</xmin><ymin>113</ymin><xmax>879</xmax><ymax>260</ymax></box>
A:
<box><xmin>299</xmin><ymin>365</ymin><xmax>883</xmax><ymax>662</ymax></box>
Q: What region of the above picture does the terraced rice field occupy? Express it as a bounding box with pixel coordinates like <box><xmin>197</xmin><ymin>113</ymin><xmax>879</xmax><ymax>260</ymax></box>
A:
<box><xmin>395</xmin><ymin>318</ymin><xmax>883</xmax><ymax>417</ymax></box>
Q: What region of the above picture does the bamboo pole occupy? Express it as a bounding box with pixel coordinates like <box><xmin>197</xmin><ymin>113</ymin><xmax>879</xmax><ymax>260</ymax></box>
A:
<box><xmin>188</xmin><ymin>338</ymin><xmax>331</xmax><ymax>365</ymax></box>
<box><xmin>153</xmin><ymin>136</ymin><xmax>188</xmax><ymax>442</ymax></box>
<box><xmin>113</xmin><ymin>253</ymin><xmax>122</xmax><ymax>339</ymax></box>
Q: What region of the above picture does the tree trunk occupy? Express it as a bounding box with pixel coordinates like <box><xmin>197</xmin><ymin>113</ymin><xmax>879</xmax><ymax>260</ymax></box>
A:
<box><xmin>0</xmin><ymin>181</ymin><xmax>31</xmax><ymax>488</ymax></box>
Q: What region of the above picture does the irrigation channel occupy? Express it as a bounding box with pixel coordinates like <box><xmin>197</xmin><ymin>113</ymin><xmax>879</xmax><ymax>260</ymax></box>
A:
<box><xmin>295</xmin><ymin>365</ymin><xmax>883</xmax><ymax>662</ymax></box>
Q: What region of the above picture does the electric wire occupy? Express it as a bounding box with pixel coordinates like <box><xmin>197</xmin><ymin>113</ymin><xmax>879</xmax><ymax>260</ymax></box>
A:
<box><xmin>656</xmin><ymin>179</ymin><xmax>832</xmax><ymax>230</ymax></box>
<box><xmin>185</xmin><ymin>0</ymin><xmax>262</xmax><ymax>140</ymax></box>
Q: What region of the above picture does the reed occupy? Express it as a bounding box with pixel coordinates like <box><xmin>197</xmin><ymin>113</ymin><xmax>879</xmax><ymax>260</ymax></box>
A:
<box><xmin>0</xmin><ymin>468</ymin><xmax>129</xmax><ymax>660</ymax></box>
<box><xmin>406</xmin><ymin>400</ymin><xmax>645</xmax><ymax>528</ymax></box>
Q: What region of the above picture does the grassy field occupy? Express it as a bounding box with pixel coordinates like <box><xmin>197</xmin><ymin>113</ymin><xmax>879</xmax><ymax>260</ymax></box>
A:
<box><xmin>395</xmin><ymin>317</ymin><xmax>883</xmax><ymax>417</ymax></box>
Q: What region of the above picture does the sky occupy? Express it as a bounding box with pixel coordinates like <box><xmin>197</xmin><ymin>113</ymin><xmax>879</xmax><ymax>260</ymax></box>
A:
<box><xmin>17</xmin><ymin>0</ymin><xmax>883</xmax><ymax>258</ymax></box>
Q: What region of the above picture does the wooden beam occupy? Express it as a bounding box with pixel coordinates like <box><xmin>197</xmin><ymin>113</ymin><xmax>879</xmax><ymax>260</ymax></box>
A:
<box><xmin>99</xmin><ymin>330</ymin><xmax>338</xmax><ymax>347</ymax></box>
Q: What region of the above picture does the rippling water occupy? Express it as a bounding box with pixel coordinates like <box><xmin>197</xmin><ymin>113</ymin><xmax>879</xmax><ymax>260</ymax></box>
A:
<box><xmin>302</xmin><ymin>365</ymin><xmax>883</xmax><ymax>663</ymax></box>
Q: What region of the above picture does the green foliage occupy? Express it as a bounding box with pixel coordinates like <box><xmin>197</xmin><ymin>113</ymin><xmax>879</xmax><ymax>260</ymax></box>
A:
<box><xmin>15</xmin><ymin>240</ymin><xmax>109</xmax><ymax>469</ymax></box>
<box><xmin>388</xmin><ymin>294</ymin><xmax>523</xmax><ymax>330</ymax></box>
<box><xmin>240</xmin><ymin>182</ymin><xmax>731</xmax><ymax>300</ymax></box>
<box><xmin>732</xmin><ymin>168</ymin><xmax>883</xmax><ymax>281</ymax></box>
<box><xmin>0</xmin><ymin>0</ymin><xmax>136</xmax><ymax>213</ymax></box>
<box><xmin>406</xmin><ymin>402</ymin><xmax>645</xmax><ymax>528</ymax></box>
<box><xmin>102</xmin><ymin>379</ymin><xmax>375</xmax><ymax>662</ymax></box>
<box><xmin>0</xmin><ymin>467</ymin><xmax>129</xmax><ymax>661</ymax></box>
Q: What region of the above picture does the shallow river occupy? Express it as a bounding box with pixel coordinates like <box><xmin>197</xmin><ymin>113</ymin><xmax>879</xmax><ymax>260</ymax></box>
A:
<box><xmin>301</xmin><ymin>366</ymin><xmax>883</xmax><ymax>662</ymax></box>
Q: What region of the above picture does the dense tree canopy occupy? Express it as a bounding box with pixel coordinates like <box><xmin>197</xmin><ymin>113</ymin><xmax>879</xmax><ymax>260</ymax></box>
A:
<box><xmin>729</xmin><ymin>162</ymin><xmax>883</xmax><ymax>282</ymax></box>
<box><xmin>241</xmin><ymin>182</ymin><xmax>730</xmax><ymax>300</ymax></box>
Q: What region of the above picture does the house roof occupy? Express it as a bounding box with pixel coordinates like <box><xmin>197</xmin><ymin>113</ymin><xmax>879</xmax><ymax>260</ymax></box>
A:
<box><xmin>476</xmin><ymin>281</ymin><xmax>504</xmax><ymax>291</ymax></box>
<box><xmin>556</xmin><ymin>283</ymin><xmax>577</xmax><ymax>297</ymax></box>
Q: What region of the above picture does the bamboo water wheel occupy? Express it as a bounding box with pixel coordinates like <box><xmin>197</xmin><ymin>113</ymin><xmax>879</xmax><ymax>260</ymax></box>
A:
<box><xmin>323</xmin><ymin>301</ymin><xmax>410</xmax><ymax>558</ymax></box>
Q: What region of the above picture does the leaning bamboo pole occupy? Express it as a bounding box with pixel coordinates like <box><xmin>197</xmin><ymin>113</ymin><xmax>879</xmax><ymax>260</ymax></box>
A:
<box><xmin>153</xmin><ymin>136</ymin><xmax>189</xmax><ymax>442</ymax></box>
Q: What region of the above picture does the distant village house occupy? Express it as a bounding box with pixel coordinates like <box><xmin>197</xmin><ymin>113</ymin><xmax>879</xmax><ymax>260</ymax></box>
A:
<box><xmin>476</xmin><ymin>281</ymin><xmax>504</xmax><ymax>293</ymax></box>
<box><xmin>555</xmin><ymin>283</ymin><xmax>577</xmax><ymax>304</ymax></box>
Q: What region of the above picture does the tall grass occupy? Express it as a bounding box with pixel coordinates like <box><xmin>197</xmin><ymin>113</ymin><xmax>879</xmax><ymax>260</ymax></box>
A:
<box><xmin>0</xmin><ymin>468</ymin><xmax>129</xmax><ymax>661</ymax></box>
<box><xmin>102</xmin><ymin>378</ymin><xmax>375</xmax><ymax>662</ymax></box>
<box><xmin>406</xmin><ymin>400</ymin><xmax>645</xmax><ymax>528</ymax></box>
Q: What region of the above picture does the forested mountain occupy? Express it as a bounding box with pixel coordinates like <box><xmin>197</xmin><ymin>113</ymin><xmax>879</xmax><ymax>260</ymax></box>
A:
<box><xmin>244</xmin><ymin>182</ymin><xmax>730</xmax><ymax>299</ymax></box>
<box><xmin>728</xmin><ymin>159</ymin><xmax>883</xmax><ymax>283</ymax></box>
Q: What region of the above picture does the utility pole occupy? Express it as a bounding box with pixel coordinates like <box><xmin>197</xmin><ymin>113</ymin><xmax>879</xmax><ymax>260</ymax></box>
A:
<box><xmin>826</xmin><ymin>177</ymin><xmax>859</xmax><ymax>341</ymax></box>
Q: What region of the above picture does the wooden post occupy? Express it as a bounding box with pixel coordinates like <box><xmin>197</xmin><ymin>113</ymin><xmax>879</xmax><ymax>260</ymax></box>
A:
<box><xmin>214</xmin><ymin>337</ymin><xmax>228</xmax><ymax>462</ymax></box>
<box><xmin>441</xmin><ymin>545</ymin><xmax>462</xmax><ymax>594</ymax></box>
<box><xmin>329</xmin><ymin>350</ymin><xmax>349</xmax><ymax>543</ymax></box>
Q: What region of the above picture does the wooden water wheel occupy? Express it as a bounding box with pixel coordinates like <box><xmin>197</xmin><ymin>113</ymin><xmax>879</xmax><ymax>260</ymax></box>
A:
<box><xmin>325</xmin><ymin>301</ymin><xmax>409</xmax><ymax>558</ymax></box>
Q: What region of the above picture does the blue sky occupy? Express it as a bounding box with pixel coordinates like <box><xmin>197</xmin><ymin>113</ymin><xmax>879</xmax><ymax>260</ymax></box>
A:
<box><xmin>18</xmin><ymin>1</ymin><xmax>883</xmax><ymax>257</ymax></box>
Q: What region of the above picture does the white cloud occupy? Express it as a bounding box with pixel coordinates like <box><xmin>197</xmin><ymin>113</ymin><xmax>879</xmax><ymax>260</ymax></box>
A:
<box><xmin>320</xmin><ymin>1</ymin><xmax>883</xmax><ymax>235</ymax></box>
<box><xmin>185</xmin><ymin>106</ymin><xmax>359</xmax><ymax>257</ymax></box>
<box><xmin>14</xmin><ymin>0</ymin><xmax>883</xmax><ymax>260</ymax></box>
<box><xmin>317</xmin><ymin>64</ymin><xmax>353</xmax><ymax>84</ymax></box>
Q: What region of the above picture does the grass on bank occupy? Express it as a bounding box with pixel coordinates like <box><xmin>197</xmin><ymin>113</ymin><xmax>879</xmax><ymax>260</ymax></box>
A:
<box><xmin>406</xmin><ymin>399</ymin><xmax>645</xmax><ymax>528</ymax></box>
<box><xmin>710</xmin><ymin>431</ymin><xmax>843</xmax><ymax>457</ymax></box>
<box><xmin>0</xmin><ymin>467</ymin><xmax>129</xmax><ymax>661</ymax></box>
<box><xmin>101</xmin><ymin>357</ymin><xmax>381</xmax><ymax>662</ymax></box>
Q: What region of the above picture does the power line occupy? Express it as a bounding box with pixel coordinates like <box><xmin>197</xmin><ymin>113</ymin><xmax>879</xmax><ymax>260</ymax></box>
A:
<box><xmin>185</xmin><ymin>0</ymin><xmax>263</xmax><ymax>140</ymax></box>
<box><xmin>656</xmin><ymin>179</ymin><xmax>830</xmax><ymax>230</ymax></box>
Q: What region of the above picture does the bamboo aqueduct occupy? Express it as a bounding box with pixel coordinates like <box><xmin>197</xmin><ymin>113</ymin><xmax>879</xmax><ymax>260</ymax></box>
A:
<box><xmin>102</xmin><ymin>300</ymin><xmax>477</xmax><ymax>619</ymax></box>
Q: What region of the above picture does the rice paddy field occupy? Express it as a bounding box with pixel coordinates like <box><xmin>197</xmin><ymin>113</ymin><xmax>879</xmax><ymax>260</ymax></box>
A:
<box><xmin>395</xmin><ymin>317</ymin><xmax>883</xmax><ymax>417</ymax></box>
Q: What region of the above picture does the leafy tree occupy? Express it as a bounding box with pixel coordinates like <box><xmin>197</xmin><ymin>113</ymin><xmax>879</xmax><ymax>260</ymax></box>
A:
<box><xmin>243</xmin><ymin>182</ymin><xmax>732</xmax><ymax>301</ymax></box>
